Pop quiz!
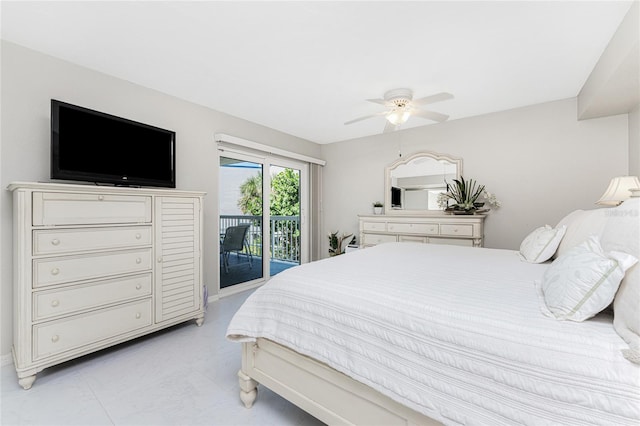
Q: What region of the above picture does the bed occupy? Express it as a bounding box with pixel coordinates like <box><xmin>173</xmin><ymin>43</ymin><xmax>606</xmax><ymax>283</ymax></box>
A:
<box><xmin>227</xmin><ymin>199</ymin><xmax>640</xmax><ymax>425</ymax></box>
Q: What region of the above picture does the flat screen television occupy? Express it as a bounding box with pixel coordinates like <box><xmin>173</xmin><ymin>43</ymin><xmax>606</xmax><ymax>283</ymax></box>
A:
<box><xmin>391</xmin><ymin>186</ymin><xmax>403</xmax><ymax>208</ymax></box>
<box><xmin>51</xmin><ymin>100</ymin><xmax>176</xmax><ymax>188</ymax></box>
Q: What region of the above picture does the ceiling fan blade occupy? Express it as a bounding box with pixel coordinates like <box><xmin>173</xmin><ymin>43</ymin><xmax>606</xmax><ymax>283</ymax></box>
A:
<box><xmin>412</xmin><ymin>92</ymin><xmax>454</xmax><ymax>106</ymax></box>
<box><xmin>344</xmin><ymin>111</ymin><xmax>387</xmax><ymax>125</ymax></box>
<box><xmin>366</xmin><ymin>98</ymin><xmax>388</xmax><ymax>106</ymax></box>
<box><xmin>383</xmin><ymin>120</ymin><xmax>398</xmax><ymax>133</ymax></box>
<box><xmin>412</xmin><ymin>109</ymin><xmax>449</xmax><ymax>123</ymax></box>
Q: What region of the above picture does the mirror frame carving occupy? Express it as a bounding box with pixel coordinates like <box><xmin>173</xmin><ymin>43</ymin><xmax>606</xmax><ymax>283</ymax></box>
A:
<box><xmin>384</xmin><ymin>151</ymin><xmax>463</xmax><ymax>215</ymax></box>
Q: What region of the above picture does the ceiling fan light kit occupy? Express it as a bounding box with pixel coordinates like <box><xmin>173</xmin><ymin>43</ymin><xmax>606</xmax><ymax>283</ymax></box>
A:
<box><xmin>345</xmin><ymin>88</ymin><xmax>454</xmax><ymax>132</ymax></box>
<box><xmin>386</xmin><ymin>109</ymin><xmax>411</xmax><ymax>125</ymax></box>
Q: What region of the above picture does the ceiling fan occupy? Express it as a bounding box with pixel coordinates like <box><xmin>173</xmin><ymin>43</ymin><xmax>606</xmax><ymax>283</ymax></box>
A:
<box><xmin>344</xmin><ymin>88</ymin><xmax>454</xmax><ymax>133</ymax></box>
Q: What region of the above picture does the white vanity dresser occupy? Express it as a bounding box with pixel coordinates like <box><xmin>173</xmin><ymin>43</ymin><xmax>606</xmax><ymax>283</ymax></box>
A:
<box><xmin>361</xmin><ymin>151</ymin><xmax>486</xmax><ymax>248</ymax></box>
<box><xmin>359</xmin><ymin>213</ymin><xmax>485</xmax><ymax>247</ymax></box>
<box><xmin>8</xmin><ymin>182</ymin><xmax>205</xmax><ymax>389</ymax></box>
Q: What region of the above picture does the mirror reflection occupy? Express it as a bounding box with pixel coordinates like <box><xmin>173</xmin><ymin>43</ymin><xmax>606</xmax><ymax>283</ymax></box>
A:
<box><xmin>385</xmin><ymin>152</ymin><xmax>462</xmax><ymax>213</ymax></box>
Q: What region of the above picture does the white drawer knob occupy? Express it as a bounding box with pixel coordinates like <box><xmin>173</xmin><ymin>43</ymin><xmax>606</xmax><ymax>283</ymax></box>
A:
<box><xmin>51</xmin><ymin>267</ymin><xmax>60</xmax><ymax>276</ymax></box>
<box><xmin>51</xmin><ymin>238</ymin><xmax>60</xmax><ymax>246</ymax></box>
<box><xmin>135</xmin><ymin>284</ymin><xmax>142</xmax><ymax>290</ymax></box>
<box><xmin>51</xmin><ymin>335</ymin><xmax>59</xmax><ymax>343</ymax></box>
<box><xmin>135</xmin><ymin>233</ymin><xmax>142</xmax><ymax>240</ymax></box>
<box><xmin>135</xmin><ymin>313</ymin><xmax>141</xmax><ymax>319</ymax></box>
<box><xmin>453</xmin><ymin>228</ymin><xmax>458</xmax><ymax>232</ymax></box>
<box><xmin>136</xmin><ymin>257</ymin><xmax>142</xmax><ymax>264</ymax></box>
<box><xmin>51</xmin><ymin>300</ymin><xmax>60</xmax><ymax>307</ymax></box>
<box><xmin>157</xmin><ymin>257</ymin><xmax>163</xmax><ymax>263</ymax></box>
<box><xmin>98</xmin><ymin>195</ymin><xmax>105</xmax><ymax>201</ymax></box>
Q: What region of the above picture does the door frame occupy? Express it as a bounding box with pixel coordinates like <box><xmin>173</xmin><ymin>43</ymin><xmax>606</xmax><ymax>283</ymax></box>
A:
<box><xmin>217</xmin><ymin>147</ymin><xmax>309</xmax><ymax>296</ymax></box>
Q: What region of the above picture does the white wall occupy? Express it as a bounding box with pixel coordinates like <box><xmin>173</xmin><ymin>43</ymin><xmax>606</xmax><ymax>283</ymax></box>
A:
<box><xmin>629</xmin><ymin>105</ymin><xmax>640</xmax><ymax>176</ymax></box>
<box><xmin>320</xmin><ymin>98</ymin><xmax>629</xmax><ymax>255</ymax></box>
<box><xmin>0</xmin><ymin>41</ymin><xmax>321</xmax><ymax>357</ymax></box>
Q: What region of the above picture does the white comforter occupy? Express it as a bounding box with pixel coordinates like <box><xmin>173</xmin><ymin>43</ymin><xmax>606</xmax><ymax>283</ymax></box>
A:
<box><xmin>227</xmin><ymin>243</ymin><xmax>640</xmax><ymax>425</ymax></box>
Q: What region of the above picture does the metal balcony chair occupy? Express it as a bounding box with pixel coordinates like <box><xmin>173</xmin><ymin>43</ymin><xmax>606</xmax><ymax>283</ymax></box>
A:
<box><xmin>220</xmin><ymin>224</ymin><xmax>253</xmax><ymax>273</ymax></box>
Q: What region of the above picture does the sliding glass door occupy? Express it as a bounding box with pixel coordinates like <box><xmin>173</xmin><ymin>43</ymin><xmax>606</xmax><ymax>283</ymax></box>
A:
<box><xmin>219</xmin><ymin>155</ymin><xmax>264</xmax><ymax>288</ymax></box>
<box><xmin>269</xmin><ymin>158</ymin><xmax>308</xmax><ymax>276</ymax></box>
<box><xmin>219</xmin><ymin>152</ymin><xmax>308</xmax><ymax>289</ymax></box>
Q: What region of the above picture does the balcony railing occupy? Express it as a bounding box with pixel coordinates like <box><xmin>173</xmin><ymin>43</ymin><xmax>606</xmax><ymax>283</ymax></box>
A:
<box><xmin>220</xmin><ymin>215</ymin><xmax>300</xmax><ymax>263</ymax></box>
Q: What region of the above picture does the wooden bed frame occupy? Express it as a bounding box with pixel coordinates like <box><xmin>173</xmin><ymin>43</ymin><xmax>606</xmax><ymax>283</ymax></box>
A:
<box><xmin>239</xmin><ymin>338</ymin><xmax>442</xmax><ymax>426</ymax></box>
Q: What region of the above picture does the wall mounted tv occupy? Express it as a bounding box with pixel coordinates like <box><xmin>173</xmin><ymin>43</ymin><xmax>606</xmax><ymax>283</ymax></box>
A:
<box><xmin>51</xmin><ymin>100</ymin><xmax>176</xmax><ymax>188</ymax></box>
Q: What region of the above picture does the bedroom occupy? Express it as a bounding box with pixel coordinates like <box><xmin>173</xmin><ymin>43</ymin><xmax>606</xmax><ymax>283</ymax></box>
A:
<box><xmin>1</xmin><ymin>1</ymin><xmax>639</xmax><ymax>425</ymax></box>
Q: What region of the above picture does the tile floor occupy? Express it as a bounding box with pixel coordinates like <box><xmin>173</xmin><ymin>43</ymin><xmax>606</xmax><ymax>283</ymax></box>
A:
<box><xmin>0</xmin><ymin>290</ymin><xmax>325</xmax><ymax>426</ymax></box>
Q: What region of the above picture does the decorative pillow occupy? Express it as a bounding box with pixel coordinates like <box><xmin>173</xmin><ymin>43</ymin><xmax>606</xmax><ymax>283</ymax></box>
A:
<box><xmin>614</xmin><ymin>266</ymin><xmax>640</xmax><ymax>364</ymax></box>
<box><xmin>555</xmin><ymin>209</ymin><xmax>584</xmax><ymax>231</ymax></box>
<box><xmin>555</xmin><ymin>209</ymin><xmax>607</xmax><ymax>259</ymax></box>
<box><xmin>519</xmin><ymin>225</ymin><xmax>566</xmax><ymax>263</ymax></box>
<box><xmin>601</xmin><ymin>198</ymin><xmax>640</xmax><ymax>363</ymax></box>
<box><xmin>536</xmin><ymin>235</ymin><xmax>638</xmax><ymax>322</ymax></box>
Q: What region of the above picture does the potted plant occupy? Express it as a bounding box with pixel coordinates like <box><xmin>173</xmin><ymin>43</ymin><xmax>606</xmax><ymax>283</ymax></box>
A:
<box><xmin>373</xmin><ymin>201</ymin><xmax>384</xmax><ymax>215</ymax></box>
<box><xmin>328</xmin><ymin>231</ymin><xmax>353</xmax><ymax>256</ymax></box>
<box><xmin>438</xmin><ymin>176</ymin><xmax>500</xmax><ymax>214</ymax></box>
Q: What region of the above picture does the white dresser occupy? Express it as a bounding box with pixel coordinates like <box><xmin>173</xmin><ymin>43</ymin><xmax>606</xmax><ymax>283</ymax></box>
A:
<box><xmin>359</xmin><ymin>214</ymin><xmax>485</xmax><ymax>248</ymax></box>
<box><xmin>9</xmin><ymin>182</ymin><xmax>205</xmax><ymax>389</ymax></box>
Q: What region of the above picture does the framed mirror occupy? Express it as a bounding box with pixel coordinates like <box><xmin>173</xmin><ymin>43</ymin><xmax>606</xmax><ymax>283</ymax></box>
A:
<box><xmin>384</xmin><ymin>151</ymin><xmax>462</xmax><ymax>214</ymax></box>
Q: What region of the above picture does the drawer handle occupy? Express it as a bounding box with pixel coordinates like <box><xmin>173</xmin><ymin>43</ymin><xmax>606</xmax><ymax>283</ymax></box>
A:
<box><xmin>51</xmin><ymin>238</ymin><xmax>60</xmax><ymax>246</ymax></box>
<box><xmin>135</xmin><ymin>312</ymin><xmax>141</xmax><ymax>319</ymax></box>
<box><xmin>51</xmin><ymin>335</ymin><xmax>59</xmax><ymax>343</ymax></box>
<box><xmin>136</xmin><ymin>284</ymin><xmax>142</xmax><ymax>290</ymax></box>
<box><xmin>51</xmin><ymin>267</ymin><xmax>60</xmax><ymax>276</ymax></box>
<box><xmin>453</xmin><ymin>228</ymin><xmax>458</xmax><ymax>232</ymax></box>
<box><xmin>51</xmin><ymin>300</ymin><xmax>60</xmax><ymax>308</ymax></box>
<box><xmin>157</xmin><ymin>257</ymin><xmax>163</xmax><ymax>263</ymax></box>
<box><xmin>135</xmin><ymin>233</ymin><xmax>142</xmax><ymax>240</ymax></box>
<box><xmin>136</xmin><ymin>257</ymin><xmax>142</xmax><ymax>264</ymax></box>
<box><xmin>98</xmin><ymin>195</ymin><xmax>105</xmax><ymax>201</ymax></box>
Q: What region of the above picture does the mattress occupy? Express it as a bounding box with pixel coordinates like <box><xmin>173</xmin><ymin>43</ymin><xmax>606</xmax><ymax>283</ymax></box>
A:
<box><xmin>227</xmin><ymin>242</ymin><xmax>640</xmax><ymax>425</ymax></box>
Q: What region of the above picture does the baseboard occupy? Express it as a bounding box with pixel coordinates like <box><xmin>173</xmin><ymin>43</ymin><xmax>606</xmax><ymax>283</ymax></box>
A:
<box><xmin>219</xmin><ymin>280</ymin><xmax>264</xmax><ymax>298</ymax></box>
<box><xmin>1</xmin><ymin>352</ymin><xmax>13</xmax><ymax>367</ymax></box>
<box><xmin>207</xmin><ymin>293</ymin><xmax>220</xmax><ymax>305</ymax></box>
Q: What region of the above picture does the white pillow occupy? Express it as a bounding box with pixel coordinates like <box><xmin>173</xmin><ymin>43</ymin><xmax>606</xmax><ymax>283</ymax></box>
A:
<box><xmin>536</xmin><ymin>235</ymin><xmax>638</xmax><ymax>322</ymax></box>
<box><xmin>602</xmin><ymin>198</ymin><xmax>640</xmax><ymax>363</ymax></box>
<box><xmin>519</xmin><ymin>225</ymin><xmax>566</xmax><ymax>263</ymax></box>
<box><xmin>555</xmin><ymin>209</ymin><xmax>607</xmax><ymax>259</ymax></box>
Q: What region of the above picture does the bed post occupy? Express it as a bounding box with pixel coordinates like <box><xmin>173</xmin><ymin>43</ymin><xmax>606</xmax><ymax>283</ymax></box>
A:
<box><xmin>238</xmin><ymin>369</ymin><xmax>258</xmax><ymax>408</ymax></box>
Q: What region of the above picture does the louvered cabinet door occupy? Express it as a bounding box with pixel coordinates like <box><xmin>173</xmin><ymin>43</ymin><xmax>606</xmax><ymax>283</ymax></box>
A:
<box><xmin>155</xmin><ymin>196</ymin><xmax>203</xmax><ymax>323</ymax></box>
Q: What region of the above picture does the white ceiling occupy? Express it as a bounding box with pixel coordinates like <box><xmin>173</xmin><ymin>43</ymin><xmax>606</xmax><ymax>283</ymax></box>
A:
<box><xmin>0</xmin><ymin>1</ymin><xmax>634</xmax><ymax>144</ymax></box>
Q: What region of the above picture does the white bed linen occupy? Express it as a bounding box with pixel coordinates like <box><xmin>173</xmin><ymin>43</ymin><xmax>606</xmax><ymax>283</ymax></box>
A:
<box><xmin>227</xmin><ymin>243</ymin><xmax>640</xmax><ymax>425</ymax></box>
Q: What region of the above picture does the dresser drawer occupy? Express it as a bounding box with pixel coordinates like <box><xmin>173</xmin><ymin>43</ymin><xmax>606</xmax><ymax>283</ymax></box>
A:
<box><xmin>33</xmin><ymin>274</ymin><xmax>152</xmax><ymax>321</ymax></box>
<box><xmin>362</xmin><ymin>222</ymin><xmax>387</xmax><ymax>232</ymax></box>
<box><xmin>398</xmin><ymin>235</ymin><xmax>428</xmax><ymax>243</ymax></box>
<box><xmin>33</xmin><ymin>249</ymin><xmax>152</xmax><ymax>288</ymax></box>
<box><xmin>362</xmin><ymin>233</ymin><xmax>397</xmax><ymax>245</ymax></box>
<box><xmin>388</xmin><ymin>222</ymin><xmax>439</xmax><ymax>235</ymax></box>
<box><xmin>440</xmin><ymin>224</ymin><xmax>474</xmax><ymax>237</ymax></box>
<box><xmin>33</xmin><ymin>226</ymin><xmax>152</xmax><ymax>256</ymax></box>
<box><xmin>33</xmin><ymin>299</ymin><xmax>152</xmax><ymax>360</ymax></box>
<box><xmin>33</xmin><ymin>192</ymin><xmax>152</xmax><ymax>226</ymax></box>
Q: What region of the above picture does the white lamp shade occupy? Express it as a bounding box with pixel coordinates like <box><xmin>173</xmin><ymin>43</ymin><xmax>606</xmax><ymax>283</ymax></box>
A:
<box><xmin>596</xmin><ymin>176</ymin><xmax>640</xmax><ymax>206</ymax></box>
